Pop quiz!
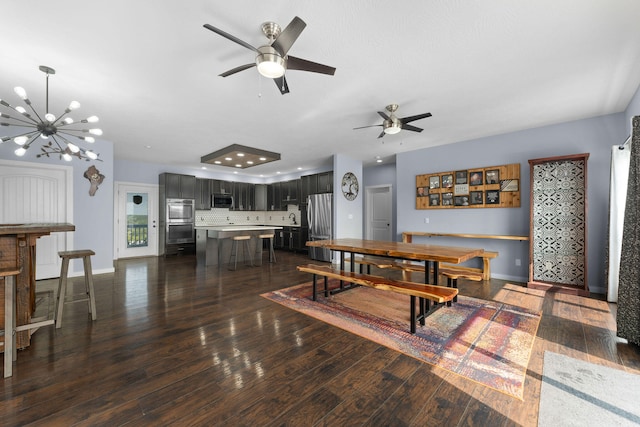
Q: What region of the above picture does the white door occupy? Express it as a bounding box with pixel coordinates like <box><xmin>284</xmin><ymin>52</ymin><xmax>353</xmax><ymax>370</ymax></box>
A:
<box><xmin>0</xmin><ymin>159</ymin><xmax>73</xmax><ymax>279</ymax></box>
<box><xmin>115</xmin><ymin>182</ymin><xmax>159</xmax><ymax>258</ymax></box>
<box><xmin>365</xmin><ymin>185</ymin><xmax>393</xmax><ymax>241</ymax></box>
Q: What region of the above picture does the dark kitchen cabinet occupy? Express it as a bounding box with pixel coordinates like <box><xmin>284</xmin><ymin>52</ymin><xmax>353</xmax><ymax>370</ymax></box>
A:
<box><xmin>300</xmin><ymin>174</ymin><xmax>317</xmax><ymax>204</ymax></box>
<box><xmin>281</xmin><ymin>179</ymin><xmax>300</xmax><ymax>204</ymax></box>
<box><xmin>267</xmin><ymin>182</ymin><xmax>284</xmax><ymax>211</ymax></box>
<box><xmin>195</xmin><ymin>178</ymin><xmax>211</xmax><ymax>209</ymax></box>
<box><xmin>160</xmin><ymin>173</ymin><xmax>196</xmax><ymax>199</ymax></box>
<box><xmin>232</xmin><ymin>182</ymin><xmax>256</xmax><ymax>211</ymax></box>
<box><xmin>275</xmin><ymin>226</ymin><xmax>305</xmax><ymax>252</ymax></box>
<box><xmin>317</xmin><ymin>171</ymin><xmax>333</xmax><ymax>194</ymax></box>
<box><xmin>211</xmin><ymin>179</ymin><xmax>233</xmax><ymax>195</ymax></box>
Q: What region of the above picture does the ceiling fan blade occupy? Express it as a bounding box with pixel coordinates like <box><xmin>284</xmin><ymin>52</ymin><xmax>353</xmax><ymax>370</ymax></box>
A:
<box><xmin>286</xmin><ymin>56</ymin><xmax>336</xmax><ymax>75</ymax></box>
<box><xmin>271</xmin><ymin>16</ymin><xmax>306</xmax><ymax>56</ymax></box>
<box><xmin>203</xmin><ymin>24</ymin><xmax>260</xmax><ymax>53</ymax></box>
<box><xmin>378</xmin><ymin>131</ymin><xmax>386</xmax><ymax>139</ymax></box>
<box><xmin>219</xmin><ymin>63</ymin><xmax>256</xmax><ymax>77</ymax></box>
<box><xmin>353</xmin><ymin>124</ymin><xmax>383</xmax><ymax>130</ymax></box>
<box><xmin>377</xmin><ymin>111</ymin><xmax>390</xmax><ymax>120</ymax></box>
<box><xmin>400</xmin><ymin>112</ymin><xmax>432</xmax><ymax>124</ymax></box>
<box><xmin>274</xmin><ymin>75</ymin><xmax>290</xmax><ymax>95</ymax></box>
<box><xmin>402</xmin><ymin>123</ymin><xmax>424</xmax><ymax>133</ymax></box>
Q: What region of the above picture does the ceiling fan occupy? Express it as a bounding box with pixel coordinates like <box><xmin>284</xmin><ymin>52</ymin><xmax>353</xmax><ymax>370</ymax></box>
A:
<box><xmin>203</xmin><ymin>16</ymin><xmax>336</xmax><ymax>95</ymax></box>
<box><xmin>354</xmin><ymin>104</ymin><xmax>432</xmax><ymax>138</ymax></box>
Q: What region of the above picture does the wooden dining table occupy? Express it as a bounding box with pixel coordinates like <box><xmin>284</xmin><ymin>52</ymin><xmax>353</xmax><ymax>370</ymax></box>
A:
<box><xmin>306</xmin><ymin>238</ymin><xmax>485</xmax><ymax>286</ymax></box>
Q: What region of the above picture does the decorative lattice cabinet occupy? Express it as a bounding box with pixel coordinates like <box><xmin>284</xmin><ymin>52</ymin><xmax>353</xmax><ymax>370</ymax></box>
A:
<box><xmin>527</xmin><ymin>153</ymin><xmax>589</xmax><ymax>296</ymax></box>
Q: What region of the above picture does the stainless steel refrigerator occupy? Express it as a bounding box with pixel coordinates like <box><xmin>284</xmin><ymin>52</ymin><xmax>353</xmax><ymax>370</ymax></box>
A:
<box><xmin>307</xmin><ymin>193</ymin><xmax>332</xmax><ymax>262</ymax></box>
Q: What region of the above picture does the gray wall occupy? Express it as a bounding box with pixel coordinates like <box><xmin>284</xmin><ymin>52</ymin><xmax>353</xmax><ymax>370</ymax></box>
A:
<box><xmin>392</xmin><ymin>109</ymin><xmax>635</xmax><ymax>293</ymax></box>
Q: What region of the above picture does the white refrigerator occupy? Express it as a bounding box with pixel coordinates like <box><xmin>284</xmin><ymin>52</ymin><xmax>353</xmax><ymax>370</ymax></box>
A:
<box><xmin>307</xmin><ymin>193</ymin><xmax>332</xmax><ymax>262</ymax></box>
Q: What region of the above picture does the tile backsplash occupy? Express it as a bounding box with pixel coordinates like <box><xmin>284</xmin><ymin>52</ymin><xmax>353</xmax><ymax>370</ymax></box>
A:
<box><xmin>195</xmin><ymin>205</ymin><xmax>302</xmax><ymax>227</ymax></box>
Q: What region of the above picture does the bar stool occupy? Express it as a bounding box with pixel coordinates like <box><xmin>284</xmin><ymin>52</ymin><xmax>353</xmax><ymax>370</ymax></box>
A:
<box><xmin>56</xmin><ymin>250</ymin><xmax>97</xmax><ymax>329</ymax></box>
<box><xmin>228</xmin><ymin>236</ymin><xmax>253</xmax><ymax>270</ymax></box>
<box><xmin>255</xmin><ymin>233</ymin><xmax>276</xmax><ymax>266</ymax></box>
<box><xmin>1</xmin><ymin>267</ymin><xmax>21</xmax><ymax>378</ymax></box>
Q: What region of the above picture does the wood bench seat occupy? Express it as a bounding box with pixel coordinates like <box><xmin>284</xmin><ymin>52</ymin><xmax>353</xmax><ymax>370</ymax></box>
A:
<box><xmin>345</xmin><ymin>252</ymin><xmax>497</xmax><ymax>280</ymax></box>
<box><xmin>297</xmin><ymin>264</ymin><xmax>458</xmax><ymax>333</ymax></box>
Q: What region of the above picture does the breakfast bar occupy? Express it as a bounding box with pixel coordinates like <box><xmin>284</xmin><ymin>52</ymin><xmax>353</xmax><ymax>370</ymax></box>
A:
<box><xmin>195</xmin><ymin>225</ymin><xmax>283</xmax><ymax>267</ymax></box>
<box><xmin>1</xmin><ymin>223</ymin><xmax>75</xmax><ymax>351</ymax></box>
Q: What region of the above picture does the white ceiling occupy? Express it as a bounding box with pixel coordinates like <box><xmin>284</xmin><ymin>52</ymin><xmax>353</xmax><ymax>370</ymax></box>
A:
<box><xmin>2</xmin><ymin>1</ymin><xmax>640</xmax><ymax>178</ymax></box>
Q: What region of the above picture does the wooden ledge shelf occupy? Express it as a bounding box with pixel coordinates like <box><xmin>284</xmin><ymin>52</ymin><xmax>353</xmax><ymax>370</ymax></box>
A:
<box><xmin>402</xmin><ymin>231</ymin><xmax>529</xmax><ymax>242</ymax></box>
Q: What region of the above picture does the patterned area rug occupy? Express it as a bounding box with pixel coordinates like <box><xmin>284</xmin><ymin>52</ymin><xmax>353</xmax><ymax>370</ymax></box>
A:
<box><xmin>262</xmin><ymin>280</ymin><xmax>541</xmax><ymax>400</ymax></box>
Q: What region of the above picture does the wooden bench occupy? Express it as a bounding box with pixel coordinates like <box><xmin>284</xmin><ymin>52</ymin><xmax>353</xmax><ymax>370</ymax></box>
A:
<box><xmin>297</xmin><ymin>264</ymin><xmax>458</xmax><ymax>334</ymax></box>
<box><xmin>345</xmin><ymin>253</ymin><xmax>496</xmax><ymax>281</ymax></box>
<box><xmin>439</xmin><ymin>268</ymin><xmax>483</xmax><ymax>305</ymax></box>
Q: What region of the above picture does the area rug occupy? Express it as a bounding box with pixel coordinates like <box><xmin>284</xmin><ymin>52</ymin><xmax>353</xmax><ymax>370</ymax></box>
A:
<box><xmin>261</xmin><ymin>280</ymin><xmax>541</xmax><ymax>400</ymax></box>
<box><xmin>538</xmin><ymin>351</ymin><xmax>640</xmax><ymax>426</ymax></box>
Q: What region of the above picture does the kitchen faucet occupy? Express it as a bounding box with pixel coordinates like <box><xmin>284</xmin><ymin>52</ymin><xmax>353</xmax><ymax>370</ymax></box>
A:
<box><xmin>289</xmin><ymin>213</ymin><xmax>297</xmax><ymax>225</ymax></box>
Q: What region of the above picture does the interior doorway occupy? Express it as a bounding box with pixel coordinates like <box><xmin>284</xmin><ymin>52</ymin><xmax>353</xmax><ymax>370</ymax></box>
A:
<box><xmin>365</xmin><ymin>184</ymin><xmax>393</xmax><ymax>241</ymax></box>
<box><xmin>114</xmin><ymin>182</ymin><xmax>159</xmax><ymax>259</ymax></box>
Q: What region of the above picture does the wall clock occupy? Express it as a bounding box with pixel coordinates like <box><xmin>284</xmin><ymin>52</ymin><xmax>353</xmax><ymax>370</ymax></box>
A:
<box><xmin>341</xmin><ymin>172</ymin><xmax>359</xmax><ymax>201</ymax></box>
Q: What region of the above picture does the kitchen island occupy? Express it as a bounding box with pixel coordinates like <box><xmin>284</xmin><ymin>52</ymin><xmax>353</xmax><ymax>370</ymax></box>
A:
<box><xmin>1</xmin><ymin>223</ymin><xmax>75</xmax><ymax>350</ymax></box>
<box><xmin>196</xmin><ymin>225</ymin><xmax>283</xmax><ymax>267</ymax></box>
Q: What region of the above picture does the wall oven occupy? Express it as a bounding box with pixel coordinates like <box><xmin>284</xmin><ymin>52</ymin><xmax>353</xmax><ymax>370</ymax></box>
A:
<box><xmin>166</xmin><ymin>198</ymin><xmax>194</xmax><ymax>223</ymax></box>
<box><xmin>166</xmin><ymin>198</ymin><xmax>195</xmax><ymax>244</ymax></box>
<box><xmin>166</xmin><ymin>222</ymin><xmax>195</xmax><ymax>244</ymax></box>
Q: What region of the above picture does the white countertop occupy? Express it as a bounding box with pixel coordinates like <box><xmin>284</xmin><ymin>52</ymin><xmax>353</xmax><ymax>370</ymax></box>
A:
<box><xmin>195</xmin><ymin>225</ymin><xmax>285</xmax><ymax>232</ymax></box>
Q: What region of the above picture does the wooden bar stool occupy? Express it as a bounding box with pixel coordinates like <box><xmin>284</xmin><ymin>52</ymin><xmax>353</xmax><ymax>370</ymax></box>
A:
<box><xmin>228</xmin><ymin>236</ymin><xmax>253</xmax><ymax>270</ymax></box>
<box><xmin>255</xmin><ymin>233</ymin><xmax>276</xmax><ymax>266</ymax></box>
<box><xmin>56</xmin><ymin>250</ymin><xmax>97</xmax><ymax>329</ymax></box>
<box><xmin>1</xmin><ymin>267</ymin><xmax>21</xmax><ymax>378</ymax></box>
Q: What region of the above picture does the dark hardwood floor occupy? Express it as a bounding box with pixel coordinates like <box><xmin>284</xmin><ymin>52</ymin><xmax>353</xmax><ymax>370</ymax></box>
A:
<box><xmin>2</xmin><ymin>251</ymin><xmax>639</xmax><ymax>426</ymax></box>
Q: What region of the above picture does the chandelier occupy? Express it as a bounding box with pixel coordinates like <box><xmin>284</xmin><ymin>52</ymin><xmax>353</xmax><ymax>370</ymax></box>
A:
<box><xmin>0</xmin><ymin>65</ymin><xmax>102</xmax><ymax>161</ymax></box>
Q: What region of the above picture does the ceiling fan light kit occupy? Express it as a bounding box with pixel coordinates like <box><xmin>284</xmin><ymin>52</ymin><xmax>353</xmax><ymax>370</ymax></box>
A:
<box><xmin>203</xmin><ymin>16</ymin><xmax>336</xmax><ymax>95</ymax></box>
<box><xmin>0</xmin><ymin>65</ymin><xmax>102</xmax><ymax>162</ymax></box>
<box><xmin>256</xmin><ymin>46</ymin><xmax>286</xmax><ymax>78</ymax></box>
<box><xmin>354</xmin><ymin>104</ymin><xmax>432</xmax><ymax>138</ymax></box>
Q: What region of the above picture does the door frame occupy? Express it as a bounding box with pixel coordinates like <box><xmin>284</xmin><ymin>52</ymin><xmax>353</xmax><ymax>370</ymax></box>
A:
<box><xmin>364</xmin><ymin>184</ymin><xmax>393</xmax><ymax>241</ymax></box>
<box><xmin>113</xmin><ymin>181</ymin><xmax>159</xmax><ymax>259</ymax></box>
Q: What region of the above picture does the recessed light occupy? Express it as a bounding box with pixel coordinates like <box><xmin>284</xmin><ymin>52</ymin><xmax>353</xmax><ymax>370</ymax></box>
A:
<box><xmin>201</xmin><ymin>166</ymin><xmax>207</xmax><ymax>170</ymax></box>
<box><xmin>225</xmin><ymin>157</ymin><xmax>232</xmax><ymax>161</ymax></box>
<box><xmin>297</xmin><ymin>167</ymin><xmax>302</xmax><ymax>170</ymax></box>
<box><xmin>235</xmin><ymin>164</ymin><xmax>242</xmax><ymax>168</ymax></box>
<box><xmin>237</xmin><ymin>153</ymin><xmax>244</xmax><ymax>157</ymax></box>
<box><xmin>376</xmin><ymin>159</ymin><xmax>383</xmax><ymax>163</ymax></box>
<box><xmin>247</xmin><ymin>161</ymin><xmax>254</xmax><ymax>165</ymax></box>
<box><xmin>214</xmin><ymin>160</ymin><xmax>221</xmax><ymax>164</ymax></box>
<box><xmin>259</xmin><ymin>157</ymin><xmax>267</xmax><ymax>161</ymax></box>
<box><xmin>276</xmin><ymin>171</ymin><xmax>281</xmax><ymax>174</ymax></box>
<box><xmin>145</xmin><ymin>145</ymin><xmax>152</xmax><ymax>149</ymax></box>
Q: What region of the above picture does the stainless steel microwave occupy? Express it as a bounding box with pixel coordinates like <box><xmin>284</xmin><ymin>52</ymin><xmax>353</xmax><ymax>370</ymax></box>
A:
<box><xmin>212</xmin><ymin>194</ymin><xmax>234</xmax><ymax>208</ymax></box>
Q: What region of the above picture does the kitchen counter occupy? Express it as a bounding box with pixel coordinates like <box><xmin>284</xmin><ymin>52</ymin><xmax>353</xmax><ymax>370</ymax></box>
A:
<box><xmin>195</xmin><ymin>225</ymin><xmax>287</xmax><ymax>231</ymax></box>
<box><xmin>196</xmin><ymin>225</ymin><xmax>283</xmax><ymax>267</ymax></box>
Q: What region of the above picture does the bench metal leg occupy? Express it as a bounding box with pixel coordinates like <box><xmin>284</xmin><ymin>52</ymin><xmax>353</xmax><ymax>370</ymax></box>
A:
<box><xmin>446</xmin><ymin>277</ymin><xmax>458</xmax><ymax>305</ymax></box>
<box><xmin>410</xmin><ymin>295</ymin><xmax>416</xmax><ymax>334</ymax></box>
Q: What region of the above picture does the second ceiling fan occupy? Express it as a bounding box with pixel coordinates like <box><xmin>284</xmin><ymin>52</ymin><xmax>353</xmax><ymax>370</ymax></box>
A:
<box><xmin>203</xmin><ymin>16</ymin><xmax>336</xmax><ymax>95</ymax></box>
<box><xmin>354</xmin><ymin>104</ymin><xmax>432</xmax><ymax>138</ymax></box>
